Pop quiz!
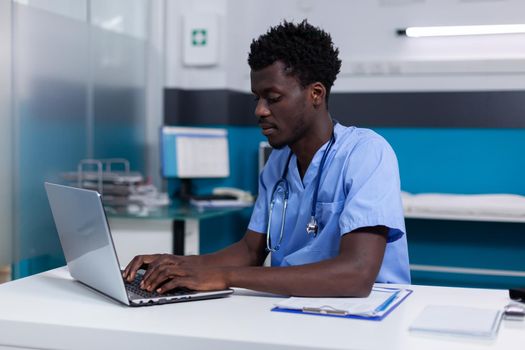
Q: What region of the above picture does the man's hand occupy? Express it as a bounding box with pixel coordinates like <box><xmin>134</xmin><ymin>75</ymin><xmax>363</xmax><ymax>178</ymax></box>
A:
<box><xmin>122</xmin><ymin>254</ymin><xmax>187</xmax><ymax>283</ymax></box>
<box><xmin>122</xmin><ymin>253</ymin><xmax>228</xmax><ymax>293</ymax></box>
<box><xmin>140</xmin><ymin>264</ymin><xmax>229</xmax><ymax>293</ymax></box>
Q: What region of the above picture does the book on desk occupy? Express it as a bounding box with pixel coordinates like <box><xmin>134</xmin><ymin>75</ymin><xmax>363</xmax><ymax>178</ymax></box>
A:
<box><xmin>409</xmin><ymin>305</ymin><xmax>503</xmax><ymax>338</ymax></box>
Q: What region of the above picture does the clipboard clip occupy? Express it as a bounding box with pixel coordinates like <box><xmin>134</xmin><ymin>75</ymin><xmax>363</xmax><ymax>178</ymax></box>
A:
<box><xmin>302</xmin><ymin>306</ymin><xmax>349</xmax><ymax>316</ymax></box>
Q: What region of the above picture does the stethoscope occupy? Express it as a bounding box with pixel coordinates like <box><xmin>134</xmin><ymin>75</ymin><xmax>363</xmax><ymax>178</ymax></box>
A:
<box><xmin>266</xmin><ymin>131</ymin><xmax>336</xmax><ymax>252</ymax></box>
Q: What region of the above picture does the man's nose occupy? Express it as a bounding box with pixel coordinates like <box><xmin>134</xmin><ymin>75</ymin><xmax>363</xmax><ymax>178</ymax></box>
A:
<box><xmin>254</xmin><ymin>99</ymin><xmax>271</xmax><ymax>118</ymax></box>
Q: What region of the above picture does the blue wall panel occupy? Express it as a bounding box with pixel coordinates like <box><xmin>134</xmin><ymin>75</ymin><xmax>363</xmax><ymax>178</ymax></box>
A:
<box><xmin>377</xmin><ymin>128</ymin><xmax>525</xmax><ymax>195</ymax></box>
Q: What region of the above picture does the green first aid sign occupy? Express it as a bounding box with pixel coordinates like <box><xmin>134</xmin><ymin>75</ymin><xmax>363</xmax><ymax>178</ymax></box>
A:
<box><xmin>182</xmin><ymin>13</ymin><xmax>218</xmax><ymax>65</ymax></box>
<box><xmin>192</xmin><ymin>29</ymin><xmax>207</xmax><ymax>46</ymax></box>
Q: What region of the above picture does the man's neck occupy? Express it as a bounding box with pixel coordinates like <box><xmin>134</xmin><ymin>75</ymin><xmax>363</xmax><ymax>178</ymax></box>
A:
<box><xmin>290</xmin><ymin>115</ymin><xmax>333</xmax><ymax>179</ymax></box>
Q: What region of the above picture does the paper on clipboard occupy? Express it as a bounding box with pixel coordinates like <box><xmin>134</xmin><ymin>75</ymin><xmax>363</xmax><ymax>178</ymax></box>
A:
<box><xmin>273</xmin><ymin>287</ymin><xmax>412</xmax><ymax>319</ymax></box>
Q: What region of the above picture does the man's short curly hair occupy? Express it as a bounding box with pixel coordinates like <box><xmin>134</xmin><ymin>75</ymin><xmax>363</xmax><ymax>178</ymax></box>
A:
<box><xmin>248</xmin><ymin>20</ymin><xmax>341</xmax><ymax>102</ymax></box>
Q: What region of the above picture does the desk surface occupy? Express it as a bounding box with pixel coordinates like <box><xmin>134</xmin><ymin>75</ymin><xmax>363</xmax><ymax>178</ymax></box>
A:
<box><xmin>0</xmin><ymin>267</ymin><xmax>523</xmax><ymax>350</ymax></box>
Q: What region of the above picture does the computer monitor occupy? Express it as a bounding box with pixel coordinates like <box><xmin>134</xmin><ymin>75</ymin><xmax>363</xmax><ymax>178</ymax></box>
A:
<box><xmin>161</xmin><ymin>126</ymin><xmax>230</xmax><ymax>198</ymax></box>
<box><xmin>258</xmin><ymin>141</ymin><xmax>273</xmax><ymax>174</ymax></box>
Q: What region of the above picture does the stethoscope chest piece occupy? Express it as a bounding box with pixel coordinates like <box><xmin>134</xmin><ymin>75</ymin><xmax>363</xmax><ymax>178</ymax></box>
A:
<box><xmin>306</xmin><ymin>216</ymin><xmax>319</xmax><ymax>236</ymax></box>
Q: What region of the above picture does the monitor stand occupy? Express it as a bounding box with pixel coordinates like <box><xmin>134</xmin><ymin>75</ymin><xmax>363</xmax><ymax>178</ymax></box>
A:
<box><xmin>178</xmin><ymin>179</ymin><xmax>194</xmax><ymax>201</ymax></box>
<box><xmin>177</xmin><ymin>178</ymin><xmax>237</xmax><ymax>202</ymax></box>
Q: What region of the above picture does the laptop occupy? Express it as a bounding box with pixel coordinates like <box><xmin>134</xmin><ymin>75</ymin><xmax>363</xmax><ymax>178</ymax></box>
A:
<box><xmin>44</xmin><ymin>182</ymin><xmax>233</xmax><ymax>306</ymax></box>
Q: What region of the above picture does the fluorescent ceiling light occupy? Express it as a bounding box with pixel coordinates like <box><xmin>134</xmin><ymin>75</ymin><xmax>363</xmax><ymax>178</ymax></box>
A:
<box><xmin>398</xmin><ymin>24</ymin><xmax>525</xmax><ymax>38</ymax></box>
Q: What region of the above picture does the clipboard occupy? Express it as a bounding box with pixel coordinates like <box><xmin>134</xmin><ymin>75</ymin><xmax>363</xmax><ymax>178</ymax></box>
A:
<box><xmin>272</xmin><ymin>288</ymin><xmax>413</xmax><ymax>321</ymax></box>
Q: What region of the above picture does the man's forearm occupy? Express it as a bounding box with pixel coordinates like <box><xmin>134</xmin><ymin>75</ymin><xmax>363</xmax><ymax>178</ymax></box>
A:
<box><xmin>222</xmin><ymin>230</ymin><xmax>387</xmax><ymax>297</ymax></box>
<box><xmin>188</xmin><ymin>236</ymin><xmax>265</xmax><ymax>267</ymax></box>
<box><xmin>223</xmin><ymin>256</ymin><xmax>375</xmax><ymax>297</ymax></box>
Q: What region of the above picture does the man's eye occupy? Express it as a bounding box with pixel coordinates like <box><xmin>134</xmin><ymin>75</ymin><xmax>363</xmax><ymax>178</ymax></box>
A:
<box><xmin>267</xmin><ymin>96</ymin><xmax>282</xmax><ymax>104</ymax></box>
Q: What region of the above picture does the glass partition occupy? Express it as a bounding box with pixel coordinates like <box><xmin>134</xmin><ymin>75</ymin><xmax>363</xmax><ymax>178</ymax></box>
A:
<box><xmin>10</xmin><ymin>0</ymin><xmax>149</xmax><ymax>277</ymax></box>
<box><xmin>12</xmin><ymin>3</ymin><xmax>90</xmax><ymax>275</ymax></box>
<box><xmin>91</xmin><ymin>0</ymin><xmax>147</xmax><ymax>171</ymax></box>
<box><xmin>0</xmin><ymin>0</ymin><xmax>13</xmax><ymax>267</ymax></box>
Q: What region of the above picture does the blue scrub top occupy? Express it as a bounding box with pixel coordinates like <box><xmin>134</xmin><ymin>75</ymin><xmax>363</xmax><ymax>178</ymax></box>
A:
<box><xmin>248</xmin><ymin>123</ymin><xmax>411</xmax><ymax>284</ymax></box>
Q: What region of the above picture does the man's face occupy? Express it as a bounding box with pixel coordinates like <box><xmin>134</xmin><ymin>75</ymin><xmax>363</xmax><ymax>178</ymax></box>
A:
<box><xmin>250</xmin><ymin>61</ymin><xmax>313</xmax><ymax>149</ymax></box>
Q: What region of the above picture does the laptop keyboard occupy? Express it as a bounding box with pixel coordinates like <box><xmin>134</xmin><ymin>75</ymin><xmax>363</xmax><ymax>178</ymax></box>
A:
<box><xmin>124</xmin><ymin>273</ymin><xmax>196</xmax><ymax>298</ymax></box>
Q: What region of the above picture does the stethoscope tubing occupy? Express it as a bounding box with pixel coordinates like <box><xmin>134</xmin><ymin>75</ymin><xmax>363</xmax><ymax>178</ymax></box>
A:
<box><xmin>266</xmin><ymin>129</ymin><xmax>336</xmax><ymax>252</ymax></box>
<box><xmin>266</xmin><ymin>178</ymin><xmax>289</xmax><ymax>252</ymax></box>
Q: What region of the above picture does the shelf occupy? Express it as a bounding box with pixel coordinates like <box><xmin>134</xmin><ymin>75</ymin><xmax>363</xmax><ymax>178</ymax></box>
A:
<box><xmin>402</xmin><ymin>192</ymin><xmax>525</xmax><ymax>223</ymax></box>
<box><xmin>105</xmin><ymin>201</ymin><xmax>247</xmax><ymax>221</ymax></box>
<box><xmin>404</xmin><ymin>210</ymin><xmax>525</xmax><ymax>223</ymax></box>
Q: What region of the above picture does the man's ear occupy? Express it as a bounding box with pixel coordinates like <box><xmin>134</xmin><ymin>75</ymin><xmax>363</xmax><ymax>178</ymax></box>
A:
<box><xmin>310</xmin><ymin>83</ymin><xmax>326</xmax><ymax>109</ymax></box>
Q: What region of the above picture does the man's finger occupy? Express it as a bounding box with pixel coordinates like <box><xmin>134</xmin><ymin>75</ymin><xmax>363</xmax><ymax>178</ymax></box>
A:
<box><xmin>123</xmin><ymin>256</ymin><xmax>144</xmax><ymax>281</ymax></box>
<box><xmin>142</xmin><ymin>264</ymin><xmax>177</xmax><ymax>291</ymax></box>
<box><xmin>156</xmin><ymin>278</ymin><xmax>187</xmax><ymax>294</ymax></box>
<box><xmin>141</xmin><ymin>255</ymin><xmax>181</xmax><ymax>285</ymax></box>
<box><xmin>124</xmin><ymin>255</ymin><xmax>157</xmax><ymax>282</ymax></box>
<box><xmin>140</xmin><ymin>259</ymin><xmax>167</xmax><ymax>285</ymax></box>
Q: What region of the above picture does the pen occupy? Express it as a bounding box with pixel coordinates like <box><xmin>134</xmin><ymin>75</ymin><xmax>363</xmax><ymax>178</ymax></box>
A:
<box><xmin>374</xmin><ymin>290</ymin><xmax>400</xmax><ymax>313</ymax></box>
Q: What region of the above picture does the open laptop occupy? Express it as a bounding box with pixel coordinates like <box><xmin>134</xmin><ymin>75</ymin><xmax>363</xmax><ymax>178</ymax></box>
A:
<box><xmin>44</xmin><ymin>182</ymin><xmax>233</xmax><ymax>306</ymax></box>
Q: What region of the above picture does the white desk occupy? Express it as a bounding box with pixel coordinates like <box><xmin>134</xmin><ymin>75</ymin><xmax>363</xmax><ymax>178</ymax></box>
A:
<box><xmin>0</xmin><ymin>267</ymin><xmax>523</xmax><ymax>350</ymax></box>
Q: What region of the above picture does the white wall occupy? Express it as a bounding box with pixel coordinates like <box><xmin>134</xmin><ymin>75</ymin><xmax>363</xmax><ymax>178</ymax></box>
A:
<box><xmin>165</xmin><ymin>0</ymin><xmax>525</xmax><ymax>92</ymax></box>
<box><xmin>165</xmin><ymin>0</ymin><xmax>231</xmax><ymax>89</ymax></box>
